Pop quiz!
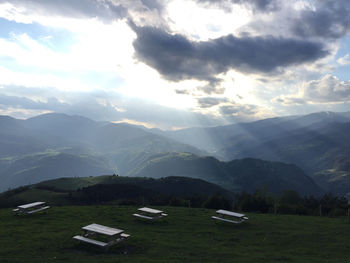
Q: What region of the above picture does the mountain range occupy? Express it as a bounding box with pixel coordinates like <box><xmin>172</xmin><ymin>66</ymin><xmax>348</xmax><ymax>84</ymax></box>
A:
<box><xmin>157</xmin><ymin>111</ymin><xmax>350</xmax><ymax>197</ymax></box>
<box><xmin>1</xmin><ymin>111</ymin><xmax>349</xmax><ymax>197</ymax></box>
<box><xmin>0</xmin><ymin>113</ymin><xmax>202</xmax><ymax>191</ymax></box>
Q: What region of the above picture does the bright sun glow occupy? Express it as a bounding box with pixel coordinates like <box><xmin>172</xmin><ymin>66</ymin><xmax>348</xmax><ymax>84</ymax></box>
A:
<box><xmin>166</xmin><ymin>0</ymin><xmax>251</xmax><ymax>40</ymax></box>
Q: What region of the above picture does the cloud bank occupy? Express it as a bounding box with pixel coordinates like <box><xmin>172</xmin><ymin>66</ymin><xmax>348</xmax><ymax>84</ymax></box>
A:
<box><xmin>131</xmin><ymin>23</ymin><xmax>328</xmax><ymax>83</ymax></box>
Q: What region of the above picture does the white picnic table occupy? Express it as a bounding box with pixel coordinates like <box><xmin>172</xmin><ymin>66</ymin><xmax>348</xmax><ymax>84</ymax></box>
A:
<box><xmin>73</xmin><ymin>223</ymin><xmax>130</xmax><ymax>249</ymax></box>
<box><xmin>212</xmin><ymin>209</ymin><xmax>248</xmax><ymax>224</ymax></box>
<box><xmin>133</xmin><ymin>207</ymin><xmax>168</xmax><ymax>220</ymax></box>
<box><xmin>13</xmin><ymin>201</ymin><xmax>50</xmax><ymax>215</ymax></box>
<box><xmin>82</xmin><ymin>223</ymin><xmax>124</xmax><ymax>236</ymax></box>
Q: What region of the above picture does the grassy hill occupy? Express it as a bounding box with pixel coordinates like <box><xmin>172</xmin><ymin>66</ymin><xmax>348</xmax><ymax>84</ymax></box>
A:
<box><xmin>0</xmin><ymin>205</ymin><xmax>349</xmax><ymax>263</ymax></box>
<box><xmin>0</xmin><ymin>175</ymin><xmax>234</xmax><ymax>208</ymax></box>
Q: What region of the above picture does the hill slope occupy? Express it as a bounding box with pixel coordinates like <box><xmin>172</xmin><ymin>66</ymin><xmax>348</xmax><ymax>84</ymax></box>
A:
<box><xmin>0</xmin><ymin>205</ymin><xmax>349</xmax><ymax>263</ymax></box>
<box><xmin>0</xmin><ymin>175</ymin><xmax>233</xmax><ymax>207</ymax></box>
<box><xmin>126</xmin><ymin>153</ymin><xmax>322</xmax><ymax>196</ymax></box>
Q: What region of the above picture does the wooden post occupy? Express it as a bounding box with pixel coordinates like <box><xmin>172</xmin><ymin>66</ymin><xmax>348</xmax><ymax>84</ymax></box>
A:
<box><xmin>319</xmin><ymin>204</ymin><xmax>322</xmax><ymax>217</ymax></box>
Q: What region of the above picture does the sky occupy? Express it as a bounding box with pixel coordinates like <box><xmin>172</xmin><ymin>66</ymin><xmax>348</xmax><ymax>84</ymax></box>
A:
<box><xmin>0</xmin><ymin>0</ymin><xmax>350</xmax><ymax>130</ymax></box>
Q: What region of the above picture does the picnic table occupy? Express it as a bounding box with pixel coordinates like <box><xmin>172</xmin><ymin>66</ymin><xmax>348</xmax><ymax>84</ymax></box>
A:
<box><xmin>13</xmin><ymin>201</ymin><xmax>50</xmax><ymax>215</ymax></box>
<box><xmin>133</xmin><ymin>207</ymin><xmax>168</xmax><ymax>220</ymax></box>
<box><xmin>211</xmin><ymin>209</ymin><xmax>248</xmax><ymax>224</ymax></box>
<box><xmin>73</xmin><ymin>223</ymin><xmax>130</xmax><ymax>249</ymax></box>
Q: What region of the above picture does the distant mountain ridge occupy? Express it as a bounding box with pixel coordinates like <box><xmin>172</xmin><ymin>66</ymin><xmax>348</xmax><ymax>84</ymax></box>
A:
<box><xmin>0</xmin><ymin>113</ymin><xmax>204</xmax><ymax>191</ymax></box>
<box><xmin>1</xmin><ymin>111</ymin><xmax>349</xmax><ymax>196</ymax></box>
<box><xmin>125</xmin><ymin>152</ymin><xmax>322</xmax><ymax>196</ymax></box>
<box><xmin>155</xmin><ymin>111</ymin><xmax>350</xmax><ymax>196</ymax></box>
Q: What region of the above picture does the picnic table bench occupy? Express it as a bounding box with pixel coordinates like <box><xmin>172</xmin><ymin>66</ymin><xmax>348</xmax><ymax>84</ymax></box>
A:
<box><xmin>212</xmin><ymin>209</ymin><xmax>248</xmax><ymax>224</ymax></box>
<box><xmin>133</xmin><ymin>207</ymin><xmax>168</xmax><ymax>221</ymax></box>
<box><xmin>73</xmin><ymin>223</ymin><xmax>130</xmax><ymax>249</ymax></box>
<box><xmin>13</xmin><ymin>202</ymin><xmax>50</xmax><ymax>215</ymax></box>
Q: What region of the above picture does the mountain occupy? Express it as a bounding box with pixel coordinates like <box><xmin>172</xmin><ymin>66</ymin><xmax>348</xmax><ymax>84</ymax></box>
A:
<box><xmin>158</xmin><ymin>111</ymin><xmax>350</xmax><ymax>158</ymax></box>
<box><xmin>0</xmin><ymin>113</ymin><xmax>204</xmax><ymax>191</ymax></box>
<box><xmin>125</xmin><ymin>152</ymin><xmax>322</xmax><ymax>196</ymax></box>
<box><xmin>0</xmin><ymin>152</ymin><xmax>114</xmax><ymax>192</ymax></box>
<box><xmin>155</xmin><ymin>111</ymin><xmax>350</xmax><ymax>196</ymax></box>
<box><xmin>1</xmin><ymin>111</ymin><xmax>348</xmax><ymax>196</ymax></box>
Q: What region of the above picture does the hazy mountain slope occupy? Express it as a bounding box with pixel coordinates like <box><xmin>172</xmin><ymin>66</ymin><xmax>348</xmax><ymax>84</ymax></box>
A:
<box><xmin>220</xmin><ymin>121</ymin><xmax>350</xmax><ymax>174</ymax></box>
<box><xmin>0</xmin><ymin>113</ymin><xmax>204</xmax><ymax>191</ymax></box>
<box><xmin>155</xmin><ymin>111</ymin><xmax>350</xmax><ymax>196</ymax></box>
<box><xmin>127</xmin><ymin>152</ymin><xmax>322</xmax><ymax>196</ymax></box>
<box><xmin>157</xmin><ymin>111</ymin><xmax>350</xmax><ymax>156</ymax></box>
<box><xmin>0</xmin><ymin>116</ymin><xmax>48</xmax><ymax>157</ymax></box>
<box><xmin>0</xmin><ymin>152</ymin><xmax>114</xmax><ymax>192</ymax></box>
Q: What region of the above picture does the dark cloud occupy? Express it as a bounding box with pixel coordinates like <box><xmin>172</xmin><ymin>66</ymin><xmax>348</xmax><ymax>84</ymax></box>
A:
<box><xmin>1</xmin><ymin>0</ymin><xmax>127</xmax><ymax>22</ymax></box>
<box><xmin>292</xmin><ymin>0</ymin><xmax>350</xmax><ymax>39</ymax></box>
<box><xmin>131</xmin><ymin>23</ymin><xmax>328</xmax><ymax>82</ymax></box>
<box><xmin>197</xmin><ymin>83</ymin><xmax>225</xmax><ymax>95</ymax></box>
<box><xmin>175</xmin><ymin>89</ymin><xmax>191</xmax><ymax>95</ymax></box>
<box><xmin>140</xmin><ymin>0</ymin><xmax>163</xmax><ymax>12</ymax></box>
<box><xmin>220</xmin><ymin>103</ymin><xmax>258</xmax><ymax>116</ymax></box>
<box><xmin>197</xmin><ymin>97</ymin><xmax>229</xmax><ymax>108</ymax></box>
<box><xmin>195</xmin><ymin>0</ymin><xmax>280</xmax><ymax>12</ymax></box>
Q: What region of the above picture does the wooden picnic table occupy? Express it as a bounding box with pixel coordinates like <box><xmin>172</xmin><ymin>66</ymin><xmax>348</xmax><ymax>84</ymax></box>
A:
<box><xmin>13</xmin><ymin>201</ymin><xmax>50</xmax><ymax>215</ymax></box>
<box><xmin>212</xmin><ymin>209</ymin><xmax>248</xmax><ymax>224</ymax></box>
<box><xmin>73</xmin><ymin>223</ymin><xmax>130</xmax><ymax>249</ymax></box>
<box><xmin>133</xmin><ymin>207</ymin><xmax>168</xmax><ymax>220</ymax></box>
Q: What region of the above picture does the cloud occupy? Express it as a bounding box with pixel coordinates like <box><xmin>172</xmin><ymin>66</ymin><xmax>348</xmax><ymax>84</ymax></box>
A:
<box><xmin>273</xmin><ymin>74</ymin><xmax>350</xmax><ymax>106</ymax></box>
<box><xmin>197</xmin><ymin>97</ymin><xmax>229</xmax><ymax>108</ymax></box>
<box><xmin>195</xmin><ymin>0</ymin><xmax>280</xmax><ymax>12</ymax></box>
<box><xmin>0</xmin><ymin>86</ymin><xmax>229</xmax><ymax>129</ymax></box>
<box><xmin>0</xmin><ymin>93</ymin><xmax>55</xmax><ymax>110</ymax></box>
<box><xmin>0</xmin><ymin>0</ymin><xmax>127</xmax><ymax>23</ymax></box>
<box><xmin>303</xmin><ymin>75</ymin><xmax>350</xmax><ymax>103</ymax></box>
<box><xmin>175</xmin><ymin>89</ymin><xmax>191</xmax><ymax>95</ymax></box>
<box><xmin>291</xmin><ymin>0</ymin><xmax>350</xmax><ymax>40</ymax></box>
<box><xmin>140</xmin><ymin>0</ymin><xmax>163</xmax><ymax>12</ymax></box>
<box><xmin>195</xmin><ymin>96</ymin><xmax>268</xmax><ymax>123</ymax></box>
<box><xmin>131</xmin><ymin>23</ymin><xmax>328</xmax><ymax>83</ymax></box>
<box><xmin>219</xmin><ymin>103</ymin><xmax>258</xmax><ymax>116</ymax></box>
<box><xmin>271</xmin><ymin>96</ymin><xmax>306</xmax><ymax>106</ymax></box>
<box><xmin>197</xmin><ymin>83</ymin><xmax>226</xmax><ymax>95</ymax></box>
<box><xmin>337</xmin><ymin>54</ymin><xmax>350</xmax><ymax>65</ymax></box>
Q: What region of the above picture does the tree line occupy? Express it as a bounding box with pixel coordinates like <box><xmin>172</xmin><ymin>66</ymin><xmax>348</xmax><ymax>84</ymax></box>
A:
<box><xmin>1</xmin><ymin>184</ymin><xmax>349</xmax><ymax>217</ymax></box>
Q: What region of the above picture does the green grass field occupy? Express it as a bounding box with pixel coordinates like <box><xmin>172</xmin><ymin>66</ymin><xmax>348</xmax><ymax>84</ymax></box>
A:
<box><xmin>0</xmin><ymin>206</ymin><xmax>349</xmax><ymax>263</ymax></box>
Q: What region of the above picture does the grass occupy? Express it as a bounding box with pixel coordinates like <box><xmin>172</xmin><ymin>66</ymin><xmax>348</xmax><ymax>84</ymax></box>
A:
<box><xmin>0</xmin><ymin>206</ymin><xmax>349</xmax><ymax>263</ymax></box>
